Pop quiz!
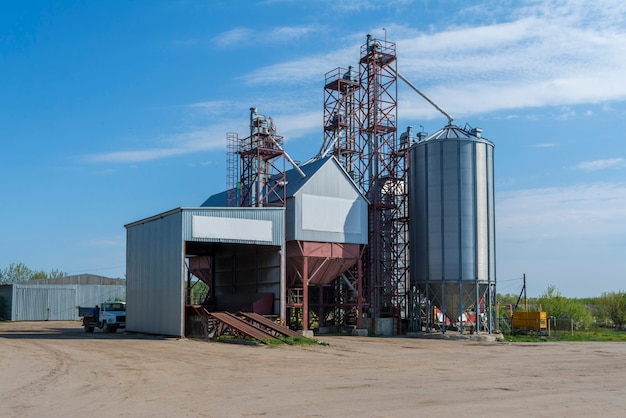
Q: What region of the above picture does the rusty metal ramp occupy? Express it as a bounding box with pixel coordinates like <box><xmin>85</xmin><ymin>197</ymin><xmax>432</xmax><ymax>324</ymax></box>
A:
<box><xmin>238</xmin><ymin>311</ymin><xmax>303</xmax><ymax>339</ymax></box>
<box><xmin>208</xmin><ymin>311</ymin><xmax>279</xmax><ymax>344</ymax></box>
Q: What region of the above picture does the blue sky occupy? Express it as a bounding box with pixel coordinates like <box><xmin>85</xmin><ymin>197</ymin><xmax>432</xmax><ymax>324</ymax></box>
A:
<box><xmin>1</xmin><ymin>0</ymin><xmax>625</xmax><ymax>297</ymax></box>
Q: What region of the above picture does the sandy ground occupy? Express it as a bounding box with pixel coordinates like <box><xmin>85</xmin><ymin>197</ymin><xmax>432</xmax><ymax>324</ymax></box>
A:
<box><xmin>1</xmin><ymin>321</ymin><xmax>625</xmax><ymax>418</ymax></box>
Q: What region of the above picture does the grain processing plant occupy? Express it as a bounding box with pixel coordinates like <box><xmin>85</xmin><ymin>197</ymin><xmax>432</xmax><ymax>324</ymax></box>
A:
<box><xmin>124</xmin><ymin>35</ymin><xmax>496</xmax><ymax>338</ymax></box>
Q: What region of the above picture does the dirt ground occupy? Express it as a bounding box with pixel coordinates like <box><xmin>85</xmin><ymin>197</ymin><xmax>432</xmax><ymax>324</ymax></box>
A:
<box><xmin>1</xmin><ymin>321</ymin><xmax>625</xmax><ymax>417</ymax></box>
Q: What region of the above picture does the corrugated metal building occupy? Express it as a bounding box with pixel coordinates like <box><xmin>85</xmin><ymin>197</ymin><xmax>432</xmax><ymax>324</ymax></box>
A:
<box><xmin>0</xmin><ymin>275</ymin><xmax>126</xmax><ymax>321</ymax></box>
<box><xmin>125</xmin><ymin>156</ymin><xmax>367</xmax><ymax>336</ymax></box>
<box><xmin>125</xmin><ymin>207</ymin><xmax>285</xmax><ymax>337</ymax></box>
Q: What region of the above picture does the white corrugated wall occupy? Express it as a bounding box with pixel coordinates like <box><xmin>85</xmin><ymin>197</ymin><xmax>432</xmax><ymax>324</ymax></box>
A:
<box><xmin>10</xmin><ymin>284</ymin><xmax>125</xmax><ymax>321</ymax></box>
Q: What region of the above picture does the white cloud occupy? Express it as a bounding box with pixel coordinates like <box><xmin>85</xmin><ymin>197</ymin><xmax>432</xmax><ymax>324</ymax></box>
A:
<box><xmin>213</xmin><ymin>24</ymin><xmax>321</xmax><ymax>49</ymax></box>
<box><xmin>242</xmin><ymin>45</ymin><xmax>356</xmax><ymax>85</ymax></box>
<box><xmin>272</xmin><ymin>110</ymin><xmax>321</xmax><ymax>142</ymax></box>
<box><xmin>267</xmin><ymin>25</ymin><xmax>320</xmax><ymax>42</ymax></box>
<box><xmin>497</xmin><ymin>182</ymin><xmax>626</xmax><ymax>242</ymax></box>
<box><xmin>82</xmin><ymin>127</ymin><xmax>231</xmax><ymax>163</ymax></box>
<box><xmin>556</xmin><ymin>106</ymin><xmax>576</xmax><ymax>121</ymax></box>
<box><xmin>243</xmin><ymin>0</ymin><xmax>626</xmax><ymax>117</ymax></box>
<box><xmin>575</xmin><ymin>158</ymin><xmax>626</xmax><ymax>172</ymax></box>
<box><xmin>310</xmin><ymin>0</ymin><xmax>415</xmax><ymax>12</ymax></box>
<box><xmin>80</xmin><ymin>105</ymin><xmax>322</xmax><ymax>164</ymax></box>
<box><xmin>85</xmin><ymin>148</ymin><xmax>186</xmax><ymax>163</ymax></box>
<box><xmin>185</xmin><ymin>100</ymin><xmax>244</xmax><ymax>117</ymax></box>
<box><xmin>82</xmin><ymin>1</ymin><xmax>626</xmax><ymax>165</ymax></box>
<box><xmin>212</xmin><ymin>28</ymin><xmax>252</xmax><ymax>48</ymax></box>
<box><xmin>403</xmin><ymin>1</ymin><xmax>626</xmax><ymax>114</ymax></box>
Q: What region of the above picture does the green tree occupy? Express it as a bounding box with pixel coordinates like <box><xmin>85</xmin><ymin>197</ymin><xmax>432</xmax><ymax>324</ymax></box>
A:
<box><xmin>496</xmin><ymin>293</ymin><xmax>524</xmax><ymax>319</ymax></box>
<box><xmin>47</xmin><ymin>269</ymin><xmax>67</xmax><ymax>279</ymax></box>
<box><xmin>536</xmin><ymin>285</ymin><xmax>593</xmax><ymax>330</ymax></box>
<box><xmin>0</xmin><ymin>262</ymin><xmax>34</xmax><ymax>283</ymax></box>
<box><xmin>187</xmin><ymin>280</ymin><xmax>210</xmax><ymax>304</ymax></box>
<box><xmin>31</xmin><ymin>270</ymin><xmax>48</xmax><ymax>280</ymax></box>
<box><xmin>0</xmin><ymin>263</ymin><xmax>67</xmax><ymax>284</ymax></box>
<box><xmin>597</xmin><ymin>291</ymin><xmax>626</xmax><ymax>329</ymax></box>
<box><xmin>497</xmin><ymin>293</ymin><xmax>519</xmax><ymax>307</ymax></box>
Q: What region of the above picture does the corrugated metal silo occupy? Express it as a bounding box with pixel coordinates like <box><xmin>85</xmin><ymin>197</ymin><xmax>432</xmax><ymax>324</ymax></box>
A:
<box><xmin>409</xmin><ymin>125</ymin><xmax>495</xmax><ymax>331</ymax></box>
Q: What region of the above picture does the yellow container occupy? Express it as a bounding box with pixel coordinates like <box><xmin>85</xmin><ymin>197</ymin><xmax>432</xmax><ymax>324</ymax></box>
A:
<box><xmin>512</xmin><ymin>311</ymin><xmax>547</xmax><ymax>331</ymax></box>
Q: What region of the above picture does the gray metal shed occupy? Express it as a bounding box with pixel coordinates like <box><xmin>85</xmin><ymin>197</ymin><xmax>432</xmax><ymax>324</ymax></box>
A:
<box><xmin>0</xmin><ymin>275</ymin><xmax>126</xmax><ymax>321</ymax></box>
<box><xmin>125</xmin><ymin>207</ymin><xmax>285</xmax><ymax>337</ymax></box>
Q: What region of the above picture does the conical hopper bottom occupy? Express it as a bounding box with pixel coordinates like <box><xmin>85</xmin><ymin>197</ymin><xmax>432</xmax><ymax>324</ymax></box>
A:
<box><xmin>419</xmin><ymin>282</ymin><xmax>486</xmax><ymax>323</ymax></box>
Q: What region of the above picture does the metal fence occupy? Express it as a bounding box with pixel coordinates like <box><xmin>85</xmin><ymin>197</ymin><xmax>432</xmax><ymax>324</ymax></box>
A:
<box><xmin>547</xmin><ymin>317</ymin><xmax>574</xmax><ymax>337</ymax></box>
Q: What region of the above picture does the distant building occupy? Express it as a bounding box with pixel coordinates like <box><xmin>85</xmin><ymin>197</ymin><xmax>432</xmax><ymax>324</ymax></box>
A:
<box><xmin>0</xmin><ymin>274</ymin><xmax>126</xmax><ymax>321</ymax></box>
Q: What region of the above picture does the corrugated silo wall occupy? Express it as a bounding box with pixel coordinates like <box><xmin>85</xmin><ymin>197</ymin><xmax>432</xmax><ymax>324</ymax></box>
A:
<box><xmin>409</xmin><ymin>137</ymin><xmax>495</xmax><ymax>286</ymax></box>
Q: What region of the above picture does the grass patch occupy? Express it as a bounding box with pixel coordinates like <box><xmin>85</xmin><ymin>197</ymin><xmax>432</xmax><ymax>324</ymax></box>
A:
<box><xmin>216</xmin><ymin>335</ymin><xmax>261</xmax><ymax>345</ymax></box>
<box><xmin>503</xmin><ymin>328</ymin><xmax>626</xmax><ymax>343</ymax></box>
<box><xmin>217</xmin><ymin>335</ymin><xmax>326</xmax><ymax>347</ymax></box>
<box><xmin>282</xmin><ymin>336</ymin><xmax>325</xmax><ymax>346</ymax></box>
<box><xmin>262</xmin><ymin>338</ymin><xmax>284</xmax><ymax>347</ymax></box>
<box><xmin>263</xmin><ymin>336</ymin><xmax>327</xmax><ymax>347</ymax></box>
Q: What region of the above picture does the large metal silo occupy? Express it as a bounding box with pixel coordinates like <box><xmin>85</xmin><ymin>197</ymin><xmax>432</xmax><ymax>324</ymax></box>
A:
<box><xmin>409</xmin><ymin>125</ymin><xmax>496</xmax><ymax>332</ymax></box>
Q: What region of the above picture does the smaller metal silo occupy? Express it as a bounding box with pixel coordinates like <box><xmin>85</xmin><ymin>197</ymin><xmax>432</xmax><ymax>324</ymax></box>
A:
<box><xmin>409</xmin><ymin>125</ymin><xmax>496</xmax><ymax>333</ymax></box>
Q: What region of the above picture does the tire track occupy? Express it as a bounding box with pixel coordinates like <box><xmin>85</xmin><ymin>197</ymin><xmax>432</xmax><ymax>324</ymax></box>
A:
<box><xmin>1</xmin><ymin>340</ymin><xmax>72</xmax><ymax>417</ymax></box>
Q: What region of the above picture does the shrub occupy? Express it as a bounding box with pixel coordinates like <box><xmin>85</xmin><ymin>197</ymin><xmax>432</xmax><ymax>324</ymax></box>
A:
<box><xmin>536</xmin><ymin>285</ymin><xmax>593</xmax><ymax>330</ymax></box>
<box><xmin>597</xmin><ymin>291</ymin><xmax>626</xmax><ymax>329</ymax></box>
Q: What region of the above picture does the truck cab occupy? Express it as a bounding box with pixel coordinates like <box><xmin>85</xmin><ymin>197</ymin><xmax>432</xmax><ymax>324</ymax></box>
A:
<box><xmin>79</xmin><ymin>301</ymin><xmax>126</xmax><ymax>333</ymax></box>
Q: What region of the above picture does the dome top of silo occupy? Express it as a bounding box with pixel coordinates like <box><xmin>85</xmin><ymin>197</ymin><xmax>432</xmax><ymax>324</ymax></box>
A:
<box><xmin>420</xmin><ymin>124</ymin><xmax>492</xmax><ymax>145</ymax></box>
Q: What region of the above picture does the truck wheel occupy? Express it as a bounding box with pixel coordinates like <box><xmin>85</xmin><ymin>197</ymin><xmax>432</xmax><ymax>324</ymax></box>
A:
<box><xmin>104</xmin><ymin>324</ymin><xmax>117</xmax><ymax>333</ymax></box>
<box><xmin>84</xmin><ymin>324</ymin><xmax>95</xmax><ymax>333</ymax></box>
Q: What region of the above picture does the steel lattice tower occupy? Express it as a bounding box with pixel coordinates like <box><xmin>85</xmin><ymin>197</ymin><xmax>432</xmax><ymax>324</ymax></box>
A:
<box><xmin>355</xmin><ymin>35</ymin><xmax>409</xmax><ymax>329</ymax></box>
<box><xmin>321</xmin><ymin>66</ymin><xmax>360</xmax><ymax>178</ymax></box>
<box><xmin>227</xmin><ymin>107</ymin><xmax>286</xmax><ymax>208</ymax></box>
<box><xmin>317</xmin><ymin>66</ymin><xmax>365</xmax><ymax>329</ymax></box>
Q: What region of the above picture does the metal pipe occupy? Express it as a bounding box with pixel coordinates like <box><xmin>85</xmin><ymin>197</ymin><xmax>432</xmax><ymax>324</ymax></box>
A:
<box><xmin>320</xmin><ymin>129</ymin><xmax>341</xmax><ymax>159</ymax></box>
<box><xmin>268</xmin><ymin>136</ymin><xmax>306</xmax><ymax>178</ymax></box>
<box><xmin>390</xmin><ymin>67</ymin><xmax>454</xmax><ymax>125</ymax></box>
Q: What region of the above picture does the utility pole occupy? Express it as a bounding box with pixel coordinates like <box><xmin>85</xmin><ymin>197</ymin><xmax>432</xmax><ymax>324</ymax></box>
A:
<box><xmin>514</xmin><ymin>273</ymin><xmax>527</xmax><ymax>311</ymax></box>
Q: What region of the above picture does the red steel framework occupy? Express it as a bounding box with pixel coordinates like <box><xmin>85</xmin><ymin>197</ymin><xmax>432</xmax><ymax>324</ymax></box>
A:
<box><xmin>355</xmin><ymin>35</ymin><xmax>409</xmax><ymax>329</ymax></box>
<box><xmin>285</xmin><ymin>241</ymin><xmax>364</xmax><ymax>331</ymax></box>
<box><xmin>317</xmin><ymin>65</ymin><xmax>365</xmax><ymax>330</ymax></box>
<box><xmin>227</xmin><ymin>107</ymin><xmax>286</xmax><ymax>208</ymax></box>
<box><xmin>321</xmin><ymin>36</ymin><xmax>410</xmax><ymax>331</ymax></box>
<box><xmin>321</xmin><ymin>66</ymin><xmax>360</xmax><ymax>179</ymax></box>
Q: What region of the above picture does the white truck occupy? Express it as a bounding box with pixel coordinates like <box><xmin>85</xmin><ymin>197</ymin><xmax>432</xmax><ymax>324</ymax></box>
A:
<box><xmin>78</xmin><ymin>301</ymin><xmax>126</xmax><ymax>333</ymax></box>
